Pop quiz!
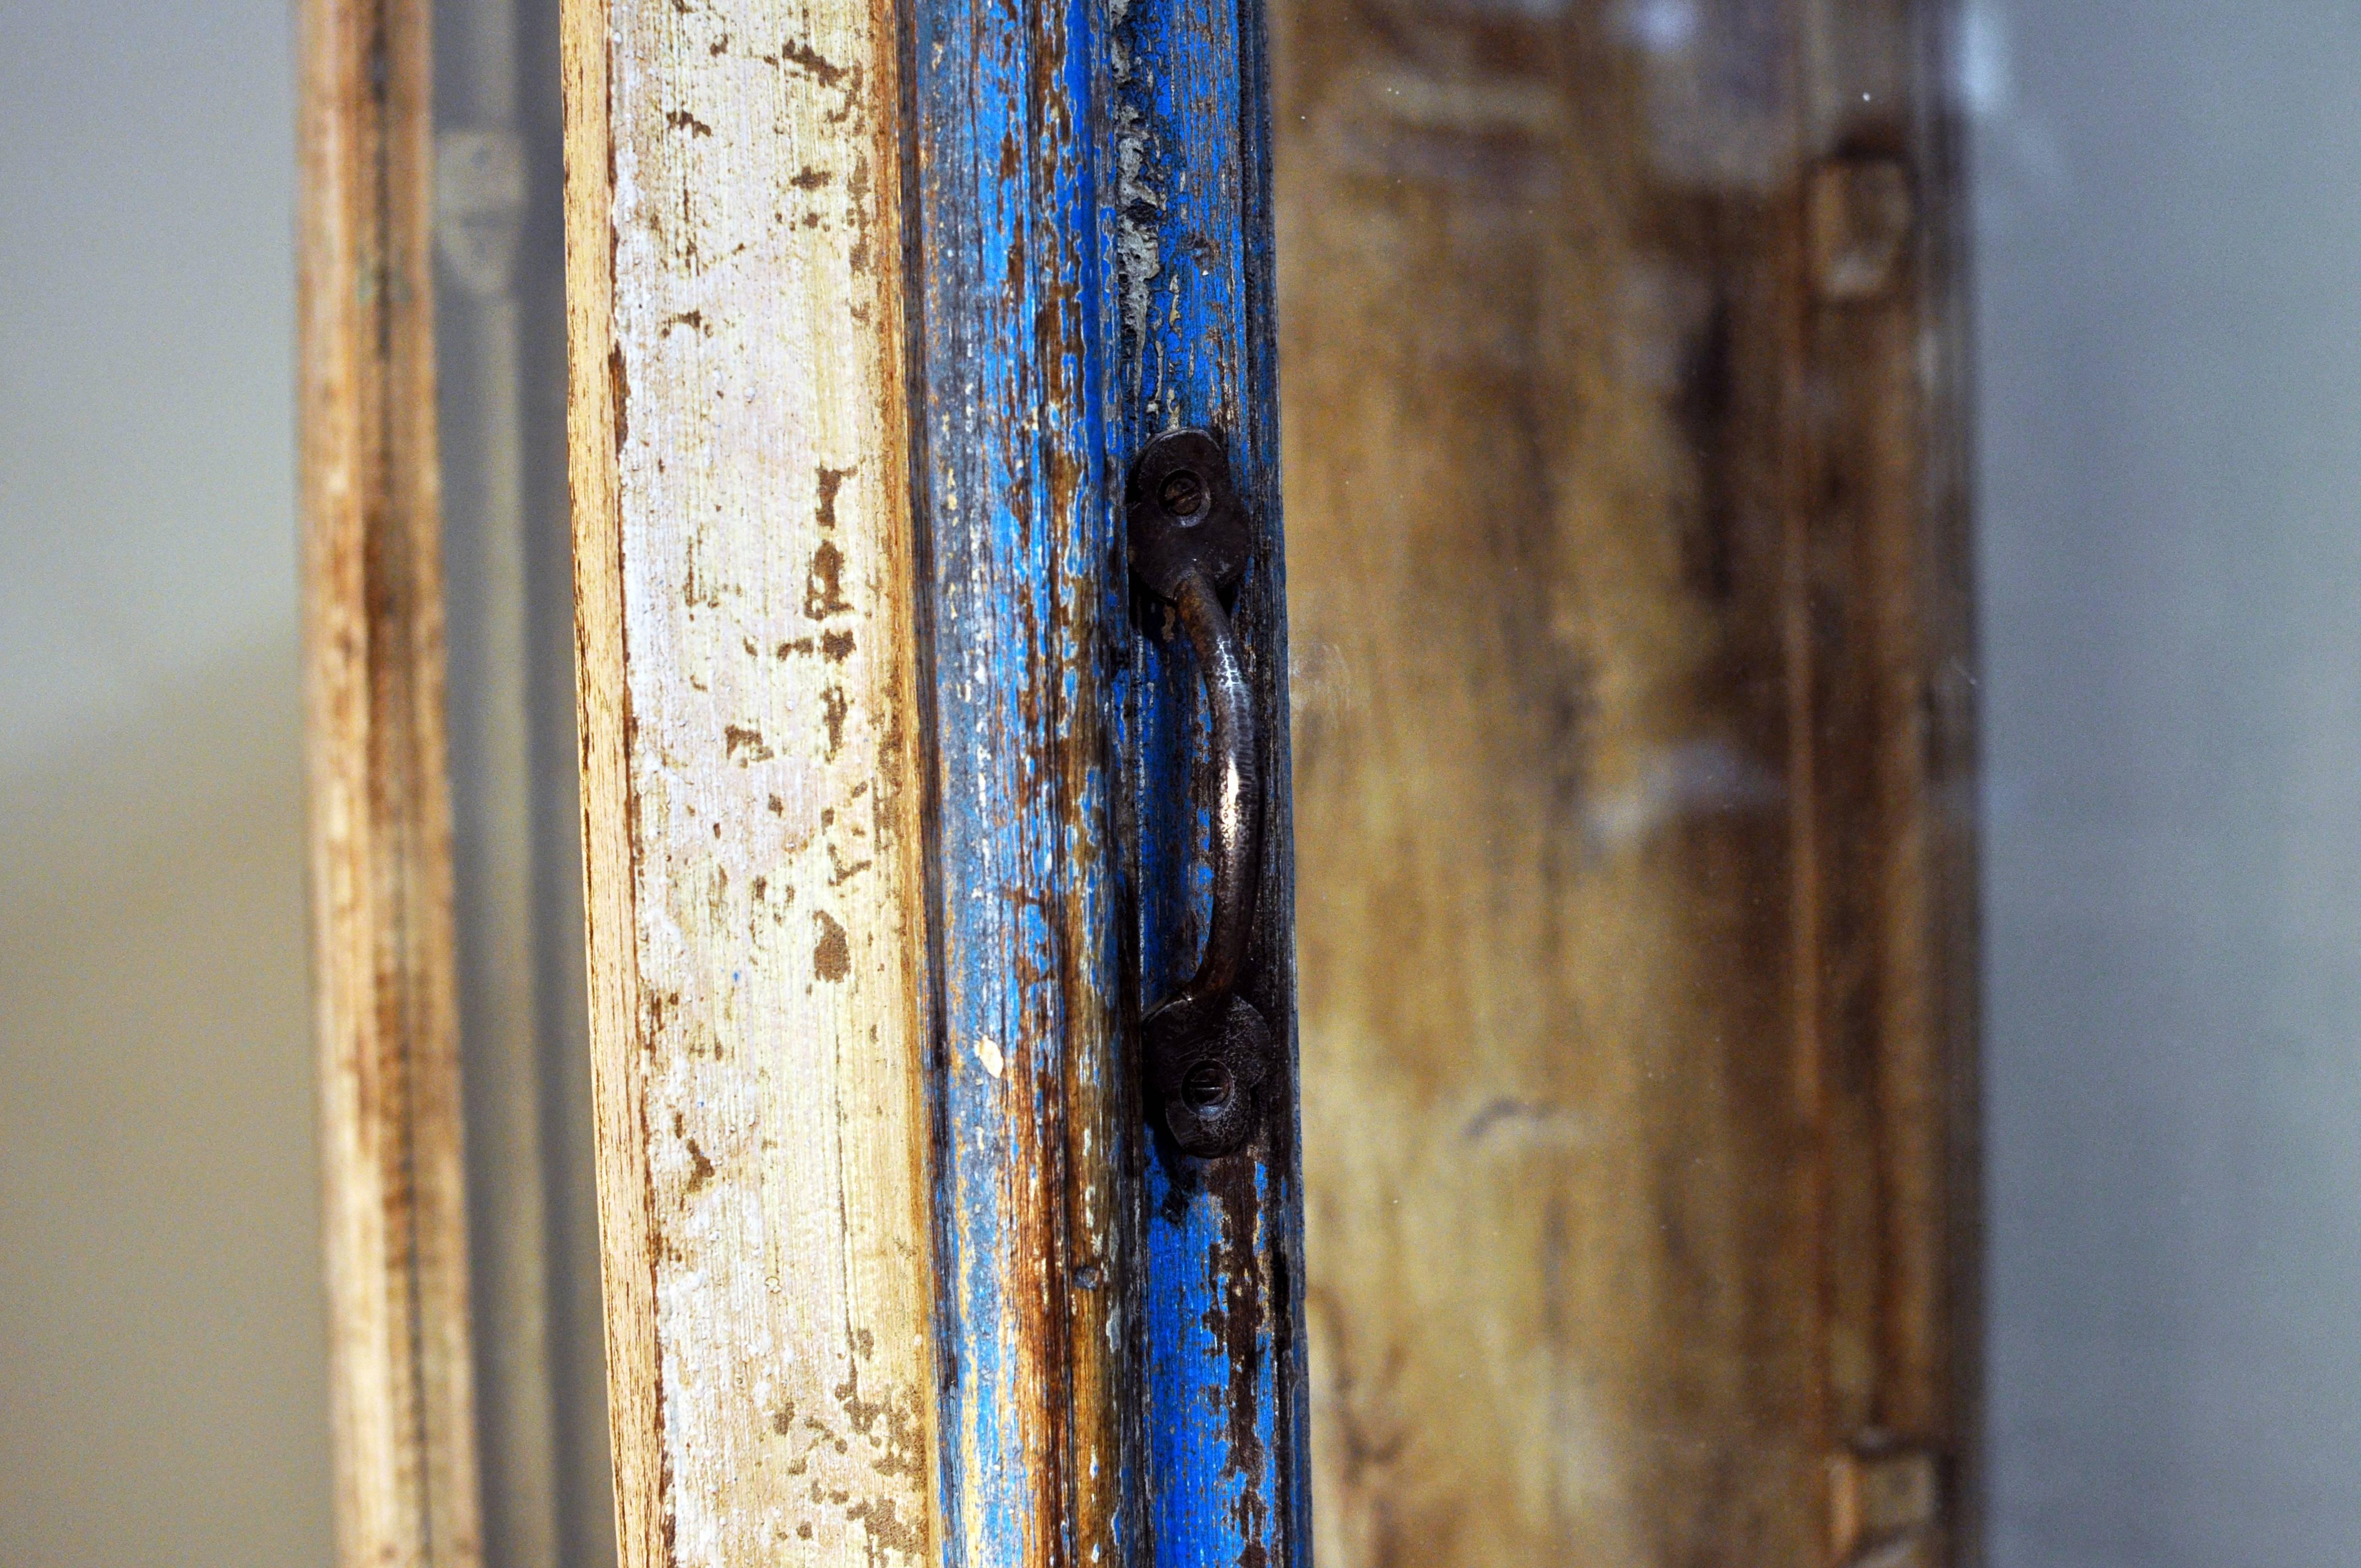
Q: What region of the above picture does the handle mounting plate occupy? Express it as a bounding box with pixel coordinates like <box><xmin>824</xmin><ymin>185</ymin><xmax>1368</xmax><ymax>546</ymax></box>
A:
<box><xmin>1128</xmin><ymin>428</ymin><xmax>1271</xmax><ymax>1158</ymax></box>
<box><xmin>1127</xmin><ymin>427</ymin><xmax>1251</xmax><ymax>602</ymax></box>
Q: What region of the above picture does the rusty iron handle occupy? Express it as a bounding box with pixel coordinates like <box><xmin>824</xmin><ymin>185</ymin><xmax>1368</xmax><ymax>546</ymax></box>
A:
<box><xmin>1158</xmin><ymin>563</ymin><xmax>1261</xmax><ymax>1005</ymax></box>
<box><xmin>1128</xmin><ymin>429</ymin><xmax>1274</xmax><ymax>1158</ymax></box>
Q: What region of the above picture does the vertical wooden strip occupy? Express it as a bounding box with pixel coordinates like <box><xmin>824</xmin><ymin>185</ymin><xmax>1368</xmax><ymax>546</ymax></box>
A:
<box><xmin>1797</xmin><ymin>8</ymin><xmax>1976</xmax><ymax>1562</ymax></box>
<box><xmin>1053</xmin><ymin>9</ymin><xmax>1135</xmax><ymax>1553</ymax></box>
<box><xmin>559</xmin><ymin>14</ymin><xmax>658</xmax><ymax>1559</ymax></box>
<box><xmin>299</xmin><ymin>0</ymin><xmax>485</xmax><ymax>1561</ymax></box>
<box><xmin>904</xmin><ymin>0</ymin><xmax>1128</xmax><ymax>1557</ymax></box>
<box><xmin>1116</xmin><ymin>0</ymin><xmax>1307</xmax><ymax>1558</ymax></box>
<box><xmin>563</xmin><ymin>2</ymin><xmax>940</xmax><ymax>1563</ymax></box>
<box><xmin>904</xmin><ymin>0</ymin><xmax>1305</xmax><ymax>1555</ymax></box>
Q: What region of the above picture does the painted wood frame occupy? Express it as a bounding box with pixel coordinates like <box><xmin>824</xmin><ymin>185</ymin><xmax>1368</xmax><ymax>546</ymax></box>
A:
<box><xmin>298</xmin><ymin>0</ymin><xmax>485</xmax><ymax>1561</ymax></box>
<box><xmin>562</xmin><ymin>2</ymin><xmax>1302</xmax><ymax>1567</ymax></box>
<box><xmin>304</xmin><ymin>0</ymin><xmax>1975</xmax><ymax>1562</ymax></box>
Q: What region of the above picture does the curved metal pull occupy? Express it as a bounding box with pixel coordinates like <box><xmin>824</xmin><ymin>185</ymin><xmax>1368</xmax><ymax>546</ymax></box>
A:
<box><xmin>1129</xmin><ymin>428</ymin><xmax>1272</xmax><ymax>1158</ymax></box>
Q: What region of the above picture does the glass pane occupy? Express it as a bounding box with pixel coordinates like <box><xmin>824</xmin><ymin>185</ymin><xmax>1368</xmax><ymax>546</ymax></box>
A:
<box><xmin>433</xmin><ymin>3</ymin><xmax>616</xmax><ymax>1561</ymax></box>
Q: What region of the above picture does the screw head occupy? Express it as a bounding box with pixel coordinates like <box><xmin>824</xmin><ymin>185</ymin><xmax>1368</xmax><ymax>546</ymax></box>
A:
<box><xmin>1144</xmin><ymin>992</ymin><xmax>1273</xmax><ymax>1159</ymax></box>
<box><xmin>1126</xmin><ymin>427</ymin><xmax>1248</xmax><ymax>601</ymax></box>
<box><xmin>1179</xmin><ymin>1059</ymin><xmax>1232</xmax><ymax>1111</ymax></box>
<box><xmin>1160</xmin><ymin>467</ymin><xmax>1210</xmax><ymax>522</ymax></box>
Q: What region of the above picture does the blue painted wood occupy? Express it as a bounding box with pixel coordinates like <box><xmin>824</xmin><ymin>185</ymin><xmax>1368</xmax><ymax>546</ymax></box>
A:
<box><xmin>1114</xmin><ymin>0</ymin><xmax>1307</xmax><ymax>1558</ymax></box>
<box><xmin>907</xmin><ymin>0</ymin><xmax>1302</xmax><ymax>1555</ymax></box>
<box><xmin>907</xmin><ymin>0</ymin><xmax>1122</xmax><ymax>1556</ymax></box>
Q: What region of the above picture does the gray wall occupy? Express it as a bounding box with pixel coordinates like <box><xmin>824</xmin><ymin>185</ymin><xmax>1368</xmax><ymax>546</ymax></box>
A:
<box><xmin>0</xmin><ymin>2</ymin><xmax>330</xmax><ymax>1565</ymax></box>
<box><xmin>1972</xmin><ymin>3</ymin><xmax>2361</xmax><ymax>1562</ymax></box>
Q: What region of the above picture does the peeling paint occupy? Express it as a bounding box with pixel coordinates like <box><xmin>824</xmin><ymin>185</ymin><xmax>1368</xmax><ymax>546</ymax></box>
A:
<box><xmin>585</xmin><ymin>0</ymin><xmax>938</xmax><ymax>1561</ymax></box>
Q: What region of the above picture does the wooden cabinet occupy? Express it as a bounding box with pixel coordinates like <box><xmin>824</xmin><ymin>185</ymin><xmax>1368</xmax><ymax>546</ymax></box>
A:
<box><xmin>298</xmin><ymin>1</ymin><xmax>1973</xmax><ymax>1562</ymax></box>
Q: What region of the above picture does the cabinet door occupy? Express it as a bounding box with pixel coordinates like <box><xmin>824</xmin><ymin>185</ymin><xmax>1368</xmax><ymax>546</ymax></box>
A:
<box><xmin>1276</xmin><ymin>2</ymin><xmax>1975</xmax><ymax>1564</ymax></box>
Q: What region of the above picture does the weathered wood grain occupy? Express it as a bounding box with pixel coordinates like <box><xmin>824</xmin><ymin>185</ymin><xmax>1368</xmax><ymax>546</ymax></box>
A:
<box><xmin>299</xmin><ymin>0</ymin><xmax>484</xmax><ymax>1561</ymax></box>
<box><xmin>569</xmin><ymin>0</ymin><xmax>1307</xmax><ymax>1560</ymax></box>
<box><xmin>898</xmin><ymin>0</ymin><xmax>1311</xmax><ymax>1555</ymax></box>
<box><xmin>901</xmin><ymin>0</ymin><xmax>1132</xmax><ymax>1558</ymax></box>
<box><xmin>564</xmin><ymin>2</ymin><xmax>940</xmax><ymax>1562</ymax></box>
<box><xmin>1272</xmin><ymin>1</ymin><xmax>1973</xmax><ymax>1564</ymax></box>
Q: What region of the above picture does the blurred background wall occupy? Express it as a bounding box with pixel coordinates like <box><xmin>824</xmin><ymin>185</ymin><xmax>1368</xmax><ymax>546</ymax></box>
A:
<box><xmin>0</xmin><ymin>2</ymin><xmax>329</xmax><ymax>1566</ymax></box>
<box><xmin>1973</xmin><ymin>2</ymin><xmax>2361</xmax><ymax>1561</ymax></box>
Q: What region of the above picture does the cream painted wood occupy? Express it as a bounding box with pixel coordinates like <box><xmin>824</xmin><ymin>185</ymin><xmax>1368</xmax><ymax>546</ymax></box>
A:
<box><xmin>563</xmin><ymin>3</ymin><xmax>939</xmax><ymax>1563</ymax></box>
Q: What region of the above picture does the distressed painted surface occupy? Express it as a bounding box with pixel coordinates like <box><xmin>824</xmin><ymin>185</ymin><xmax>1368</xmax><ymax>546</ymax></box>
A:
<box><xmin>569</xmin><ymin>0</ymin><xmax>1304</xmax><ymax>1559</ymax></box>
<box><xmin>564</xmin><ymin>2</ymin><xmax>939</xmax><ymax>1564</ymax></box>
<box><xmin>1111</xmin><ymin>0</ymin><xmax>1308</xmax><ymax>1560</ymax></box>
<box><xmin>904</xmin><ymin>0</ymin><xmax>1306</xmax><ymax>1552</ymax></box>
<box><xmin>904</xmin><ymin>0</ymin><xmax>1131</xmax><ymax>1559</ymax></box>
<box><xmin>299</xmin><ymin>0</ymin><xmax>485</xmax><ymax>1563</ymax></box>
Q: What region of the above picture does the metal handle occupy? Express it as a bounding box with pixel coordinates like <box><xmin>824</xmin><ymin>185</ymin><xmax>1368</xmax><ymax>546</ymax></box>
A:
<box><xmin>1128</xmin><ymin>428</ymin><xmax>1273</xmax><ymax>1158</ymax></box>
